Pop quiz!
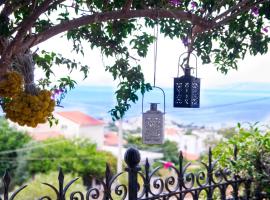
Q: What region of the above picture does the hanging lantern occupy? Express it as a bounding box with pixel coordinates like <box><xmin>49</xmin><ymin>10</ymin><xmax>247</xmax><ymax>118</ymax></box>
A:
<box><xmin>173</xmin><ymin>53</ymin><xmax>200</xmax><ymax>108</ymax></box>
<box><xmin>142</xmin><ymin>87</ymin><xmax>165</xmax><ymax>144</ymax></box>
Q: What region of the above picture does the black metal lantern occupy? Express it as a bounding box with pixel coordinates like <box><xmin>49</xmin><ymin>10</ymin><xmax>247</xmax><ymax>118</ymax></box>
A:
<box><xmin>142</xmin><ymin>87</ymin><xmax>165</xmax><ymax>144</ymax></box>
<box><xmin>173</xmin><ymin>53</ymin><xmax>200</xmax><ymax>108</ymax></box>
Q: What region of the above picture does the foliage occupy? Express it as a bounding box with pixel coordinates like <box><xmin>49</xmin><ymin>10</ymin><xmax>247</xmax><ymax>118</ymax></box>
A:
<box><xmin>212</xmin><ymin>123</ymin><xmax>270</xmax><ymax>196</ymax></box>
<box><xmin>15</xmin><ymin>138</ymin><xmax>117</xmax><ymax>187</ymax></box>
<box><xmin>202</xmin><ymin>135</ymin><xmax>221</xmax><ymax>150</ymax></box>
<box><xmin>14</xmin><ymin>171</ymin><xmax>85</xmax><ymax>200</ymax></box>
<box><xmin>202</xmin><ymin>127</ymin><xmax>237</xmax><ymax>150</ymax></box>
<box><xmin>125</xmin><ymin>135</ymin><xmax>179</xmax><ymax>164</ymax></box>
<box><xmin>184</xmin><ymin>129</ymin><xmax>193</xmax><ymax>135</ymax></box>
<box><xmin>217</xmin><ymin>127</ymin><xmax>237</xmax><ymax>139</ymax></box>
<box><xmin>0</xmin><ymin>118</ymin><xmax>31</xmax><ymax>183</ymax></box>
<box><xmin>0</xmin><ymin>0</ymin><xmax>269</xmax><ymax>123</ymax></box>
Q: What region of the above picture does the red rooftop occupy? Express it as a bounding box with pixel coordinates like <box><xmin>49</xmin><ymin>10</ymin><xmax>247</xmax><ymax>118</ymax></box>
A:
<box><xmin>57</xmin><ymin>111</ymin><xmax>104</xmax><ymax>126</ymax></box>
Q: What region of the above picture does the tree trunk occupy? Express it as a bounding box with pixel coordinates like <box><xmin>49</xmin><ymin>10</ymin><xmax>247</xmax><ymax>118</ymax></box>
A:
<box><xmin>14</xmin><ymin>52</ymin><xmax>38</xmax><ymax>95</ymax></box>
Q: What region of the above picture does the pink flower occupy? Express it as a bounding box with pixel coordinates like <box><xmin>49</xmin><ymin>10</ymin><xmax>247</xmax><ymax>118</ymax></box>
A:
<box><xmin>51</xmin><ymin>88</ymin><xmax>64</xmax><ymax>100</ymax></box>
<box><xmin>163</xmin><ymin>161</ymin><xmax>173</xmax><ymax>169</ymax></box>
<box><xmin>181</xmin><ymin>37</ymin><xmax>189</xmax><ymax>47</ymax></box>
<box><xmin>191</xmin><ymin>1</ymin><xmax>198</xmax><ymax>9</ymax></box>
<box><xmin>262</xmin><ymin>27</ymin><xmax>269</xmax><ymax>33</ymax></box>
<box><xmin>169</xmin><ymin>0</ymin><xmax>181</xmax><ymax>6</ymax></box>
<box><xmin>54</xmin><ymin>89</ymin><xmax>60</xmax><ymax>95</ymax></box>
<box><xmin>251</xmin><ymin>6</ymin><xmax>259</xmax><ymax>16</ymax></box>
<box><xmin>51</xmin><ymin>94</ymin><xmax>55</xmax><ymax>100</ymax></box>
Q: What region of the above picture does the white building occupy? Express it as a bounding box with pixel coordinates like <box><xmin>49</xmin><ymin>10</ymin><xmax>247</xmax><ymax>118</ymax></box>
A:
<box><xmin>54</xmin><ymin>111</ymin><xmax>104</xmax><ymax>147</ymax></box>
<box><xmin>164</xmin><ymin>126</ymin><xmax>220</xmax><ymax>160</ymax></box>
<box><xmin>11</xmin><ymin>111</ymin><xmax>105</xmax><ymax>148</ymax></box>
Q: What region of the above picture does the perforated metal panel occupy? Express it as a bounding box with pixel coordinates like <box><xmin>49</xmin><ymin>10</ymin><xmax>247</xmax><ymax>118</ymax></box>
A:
<box><xmin>142</xmin><ymin>110</ymin><xmax>164</xmax><ymax>144</ymax></box>
<box><xmin>174</xmin><ymin>75</ymin><xmax>200</xmax><ymax>108</ymax></box>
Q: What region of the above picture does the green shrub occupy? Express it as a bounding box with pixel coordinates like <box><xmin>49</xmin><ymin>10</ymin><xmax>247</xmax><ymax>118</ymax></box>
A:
<box><xmin>15</xmin><ymin>138</ymin><xmax>117</xmax><ymax>188</ymax></box>
<box><xmin>0</xmin><ymin>118</ymin><xmax>31</xmax><ymax>187</ymax></box>
<box><xmin>212</xmin><ymin>123</ymin><xmax>270</xmax><ymax>196</ymax></box>
<box><xmin>14</xmin><ymin>171</ymin><xmax>85</xmax><ymax>200</ymax></box>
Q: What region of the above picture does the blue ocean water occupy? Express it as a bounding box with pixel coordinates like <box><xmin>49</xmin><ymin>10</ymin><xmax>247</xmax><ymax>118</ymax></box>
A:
<box><xmin>59</xmin><ymin>83</ymin><xmax>270</xmax><ymax>127</ymax></box>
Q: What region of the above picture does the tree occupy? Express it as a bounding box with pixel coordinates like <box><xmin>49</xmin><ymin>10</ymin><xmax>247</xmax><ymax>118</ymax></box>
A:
<box><xmin>0</xmin><ymin>0</ymin><xmax>269</xmax><ymax>126</ymax></box>
<box><xmin>15</xmin><ymin>138</ymin><xmax>117</xmax><ymax>188</ymax></box>
<box><xmin>212</xmin><ymin>124</ymin><xmax>270</xmax><ymax>196</ymax></box>
<box><xmin>0</xmin><ymin>118</ymin><xmax>31</xmax><ymax>181</ymax></box>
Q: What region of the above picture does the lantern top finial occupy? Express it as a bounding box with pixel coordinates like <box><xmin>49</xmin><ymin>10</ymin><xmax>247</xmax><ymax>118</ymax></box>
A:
<box><xmin>150</xmin><ymin>103</ymin><xmax>158</xmax><ymax>111</ymax></box>
<box><xmin>184</xmin><ymin>65</ymin><xmax>191</xmax><ymax>76</ymax></box>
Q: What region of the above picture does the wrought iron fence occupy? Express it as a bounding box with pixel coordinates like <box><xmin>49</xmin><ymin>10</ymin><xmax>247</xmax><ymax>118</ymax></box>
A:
<box><xmin>0</xmin><ymin>147</ymin><xmax>267</xmax><ymax>200</ymax></box>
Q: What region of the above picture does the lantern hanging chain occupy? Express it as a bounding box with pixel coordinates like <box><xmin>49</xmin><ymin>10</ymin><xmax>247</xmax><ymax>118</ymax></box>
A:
<box><xmin>186</xmin><ymin>25</ymin><xmax>195</xmax><ymax>68</ymax></box>
<box><xmin>153</xmin><ymin>18</ymin><xmax>159</xmax><ymax>87</ymax></box>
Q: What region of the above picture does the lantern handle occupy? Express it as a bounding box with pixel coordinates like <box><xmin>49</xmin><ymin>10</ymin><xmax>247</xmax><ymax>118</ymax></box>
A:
<box><xmin>177</xmin><ymin>52</ymin><xmax>198</xmax><ymax>78</ymax></box>
<box><xmin>142</xmin><ymin>86</ymin><xmax>165</xmax><ymax>114</ymax></box>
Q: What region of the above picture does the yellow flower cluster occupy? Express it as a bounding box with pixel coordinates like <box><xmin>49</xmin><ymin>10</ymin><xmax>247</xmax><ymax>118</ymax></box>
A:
<box><xmin>0</xmin><ymin>71</ymin><xmax>23</xmax><ymax>97</ymax></box>
<box><xmin>5</xmin><ymin>90</ymin><xmax>55</xmax><ymax>127</ymax></box>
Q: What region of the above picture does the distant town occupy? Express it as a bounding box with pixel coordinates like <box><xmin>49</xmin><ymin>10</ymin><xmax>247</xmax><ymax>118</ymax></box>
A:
<box><xmin>8</xmin><ymin>110</ymin><xmax>224</xmax><ymax>162</ymax></box>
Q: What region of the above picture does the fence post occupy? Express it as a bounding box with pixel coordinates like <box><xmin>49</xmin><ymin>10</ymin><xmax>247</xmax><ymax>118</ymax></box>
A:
<box><xmin>179</xmin><ymin>151</ymin><xmax>184</xmax><ymax>200</ymax></box>
<box><xmin>144</xmin><ymin>158</ymin><xmax>150</xmax><ymax>199</ymax></box>
<box><xmin>125</xmin><ymin>147</ymin><xmax>141</xmax><ymax>200</ymax></box>
<box><xmin>254</xmin><ymin>185</ymin><xmax>262</xmax><ymax>200</ymax></box>
<box><xmin>3</xmin><ymin>170</ymin><xmax>11</xmax><ymax>200</ymax></box>
<box><xmin>207</xmin><ymin>148</ymin><xmax>213</xmax><ymax>200</ymax></box>
<box><xmin>104</xmin><ymin>163</ymin><xmax>112</xmax><ymax>200</ymax></box>
<box><xmin>232</xmin><ymin>146</ymin><xmax>239</xmax><ymax>200</ymax></box>
<box><xmin>58</xmin><ymin>168</ymin><xmax>65</xmax><ymax>200</ymax></box>
<box><xmin>244</xmin><ymin>179</ymin><xmax>251</xmax><ymax>200</ymax></box>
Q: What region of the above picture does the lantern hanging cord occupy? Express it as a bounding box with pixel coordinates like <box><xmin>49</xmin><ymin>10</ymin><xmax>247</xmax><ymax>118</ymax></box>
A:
<box><xmin>153</xmin><ymin>18</ymin><xmax>159</xmax><ymax>87</ymax></box>
<box><xmin>186</xmin><ymin>25</ymin><xmax>195</xmax><ymax>67</ymax></box>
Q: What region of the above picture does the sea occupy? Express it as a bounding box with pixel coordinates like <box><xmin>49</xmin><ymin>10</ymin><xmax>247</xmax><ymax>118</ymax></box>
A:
<box><xmin>58</xmin><ymin>82</ymin><xmax>270</xmax><ymax>128</ymax></box>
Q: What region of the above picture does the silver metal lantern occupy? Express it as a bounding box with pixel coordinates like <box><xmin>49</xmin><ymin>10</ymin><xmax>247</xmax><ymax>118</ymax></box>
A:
<box><xmin>142</xmin><ymin>87</ymin><xmax>165</xmax><ymax>144</ymax></box>
<box><xmin>174</xmin><ymin>53</ymin><xmax>200</xmax><ymax>108</ymax></box>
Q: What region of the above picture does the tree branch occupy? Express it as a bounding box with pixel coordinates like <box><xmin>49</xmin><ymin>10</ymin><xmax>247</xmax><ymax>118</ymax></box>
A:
<box><xmin>23</xmin><ymin>8</ymin><xmax>212</xmax><ymax>49</ymax></box>
<box><xmin>213</xmin><ymin>0</ymin><xmax>269</xmax><ymax>29</ymax></box>
<box><xmin>213</xmin><ymin>0</ymin><xmax>250</xmax><ymax>22</ymax></box>
<box><xmin>0</xmin><ymin>0</ymin><xmax>32</xmax><ymax>17</ymax></box>
<box><xmin>14</xmin><ymin>0</ymin><xmax>54</xmax><ymax>38</ymax></box>
<box><xmin>122</xmin><ymin>0</ymin><xmax>133</xmax><ymax>12</ymax></box>
<box><xmin>2</xmin><ymin>0</ymin><xmax>65</xmax><ymax>61</ymax></box>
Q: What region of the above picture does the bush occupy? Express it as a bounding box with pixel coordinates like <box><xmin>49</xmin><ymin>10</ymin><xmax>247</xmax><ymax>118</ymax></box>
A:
<box><xmin>14</xmin><ymin>171</ymin><xmax>85</xmax><ymax>200</ymax></box>
<box><xmin>15</xmin><ymin>138</ymin><xmax>117</xmax><ymax>188</ymax></box>
<box><xmin>0</xmin><ymin>118</ymin><xmax>31</xmax><ymax>187</ymax></box>
<box><xmin>212</xmin><ymin>123</ymin><xmax>270</xmax><ymax>196</ymax></box>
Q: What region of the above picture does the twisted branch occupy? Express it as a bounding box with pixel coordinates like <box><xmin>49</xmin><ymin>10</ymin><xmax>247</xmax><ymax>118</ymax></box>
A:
<box><xmin>122</xmin><ymin>0</ymin><xmax>133</xmax><ymax>12</ymax></box>
<box><xmin>22</xmin><ymin>8</ymin><xmax>212</xmax><ymax>50</ymax></box>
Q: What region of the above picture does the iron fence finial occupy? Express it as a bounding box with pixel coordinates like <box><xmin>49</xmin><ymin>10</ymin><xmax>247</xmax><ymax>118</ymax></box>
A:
<box><xmin>124</xmin><ymin>147</ymin><xmax>140</xmax><ymax>168</ymax></box>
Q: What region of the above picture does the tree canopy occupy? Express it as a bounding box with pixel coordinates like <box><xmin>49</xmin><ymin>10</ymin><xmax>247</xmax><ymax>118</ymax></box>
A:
<box><xmin>0</xmin><ymin>118</ymin><xmax>31</xmax><ymax>178</ymax></box>
<box><xmin>0</xmin><ymin>0</ymin><xmax>269</xmax><ymax>125</ymax></box>
<box><xmin>212</xmin><ymin>124</ymin><xmax>270</xmax><ymax>196</ymax></box>
<box><xmin>15</xmin><ymin>138</ymin><xmax>117</xmax><ymax>187</ymax></box>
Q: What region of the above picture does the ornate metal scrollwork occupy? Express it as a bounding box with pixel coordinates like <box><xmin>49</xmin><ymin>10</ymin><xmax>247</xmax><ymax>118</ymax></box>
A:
<box><xmin>0</xmin><ymin>170</ymin><xmax>27</xmax><ymax>200</ymax></box>
<box><xmin>0</xmin><ymin>146</ymin><xmax>265</xmax><ymax>200</ymax></box>
<box><xmin>70</xmin><ymin>191</ymin><xmax>84</xmax><ymax>200</ymax></box>
<box><xmin>85</xmin><ymin>188</ymin><xmax>100</xmax><ymax>200</ymax></box>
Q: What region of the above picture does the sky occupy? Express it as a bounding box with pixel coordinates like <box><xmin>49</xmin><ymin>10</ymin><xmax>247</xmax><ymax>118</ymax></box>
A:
<box><xmin>36</xmin><ymin>31</ymin><xmax>270</xmax><ymax>90</ymax></box>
